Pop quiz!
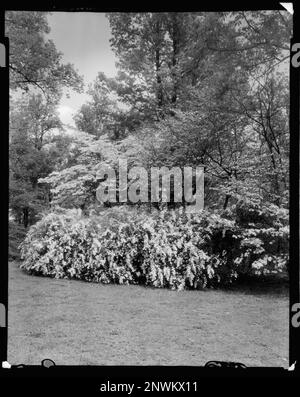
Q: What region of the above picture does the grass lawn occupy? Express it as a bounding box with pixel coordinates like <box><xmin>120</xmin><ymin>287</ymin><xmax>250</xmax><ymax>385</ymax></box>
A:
<box><xmin>8</xmin><ymin>261</ymin><xmax>289</xmax><ymax>367</ymax></box>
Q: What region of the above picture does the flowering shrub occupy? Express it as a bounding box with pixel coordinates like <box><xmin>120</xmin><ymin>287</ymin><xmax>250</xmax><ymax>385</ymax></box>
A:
<box><xmin>226</xmin><ymin>201</ymin><xmax>289</xmax><ymax>276</ymax></box>
<box><xmin>20</xmin><ymin>205</ymin><xmax>289</xmax><ymax>290</ymax></box>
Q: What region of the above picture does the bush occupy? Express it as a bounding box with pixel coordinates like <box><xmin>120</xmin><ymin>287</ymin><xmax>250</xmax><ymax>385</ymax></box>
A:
<box><xmin>19</xmin><ymin>205</ymin><xmax>289</xmax><ymax>290</ymax></box>
<box><xmin>224</xmin><ymin>201</ymin><xmax>289</xmax><ymax>275</ymax></box>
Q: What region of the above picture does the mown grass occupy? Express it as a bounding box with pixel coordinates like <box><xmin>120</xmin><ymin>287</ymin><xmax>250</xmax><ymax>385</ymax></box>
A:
<box><xmin>8</xmin><ymin>261</ymin><xmax>289</xmax><ymax>367</ymax></box>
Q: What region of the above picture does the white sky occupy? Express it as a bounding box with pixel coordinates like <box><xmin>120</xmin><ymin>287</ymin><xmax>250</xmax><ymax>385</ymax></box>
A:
<box><xmin>47</xmin><ymin>12</ymin><xmax>117</xmax><ymax>126</ymax></box>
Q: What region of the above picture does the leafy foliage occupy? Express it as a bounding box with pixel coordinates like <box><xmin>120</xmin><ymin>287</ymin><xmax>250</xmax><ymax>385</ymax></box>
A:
<box><xmin>20</xmin><ymin>206</ymin><xmax>288</xmax><ymax>290</ymax></box>
<box><xmin>7</xmin><ymin>11</ymin><xmax>84</xmax><ymax>229</ymax></box>
<box><xmin>9</xmin><ymin>11</ymin><xmax>290</xmax><ymax>290</ymax></box>
<box><xmin>9</xmin><ymin>94</ymin><xmax>66</xmax><ymax>227</ymax></box>
<box><xmin>6</xmin><ymin>11</ymin><xmax>83</xmax><ymax>100</ymax></box>
<box><xmin>38</xmin><ymin>132</ymin><xmax>122</xmax><ymax>209</ymax></box>
<box><xmin>9</xmin><ymin>221</ymin><xmax>28</xmax><ymax>260</ymax></box>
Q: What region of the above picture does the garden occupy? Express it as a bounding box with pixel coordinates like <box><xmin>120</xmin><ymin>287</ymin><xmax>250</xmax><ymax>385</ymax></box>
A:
<box><xmin>7</xmin><ymin>10</ymin><xmax>291</xmax><ymax>366</ymax></box>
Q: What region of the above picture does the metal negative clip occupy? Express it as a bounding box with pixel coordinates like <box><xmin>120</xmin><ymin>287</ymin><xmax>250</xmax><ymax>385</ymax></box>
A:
<box><xmin>0</xmin><ymin>43</ymin><xmax>6</xmax><ymax>67</ymax></box>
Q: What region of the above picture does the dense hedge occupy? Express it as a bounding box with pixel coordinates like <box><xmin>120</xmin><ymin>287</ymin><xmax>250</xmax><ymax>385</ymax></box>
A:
<box><xmin>19</xmin><ymin>205</ymin><xmax>289</xmax><ymax>290</ymax></box>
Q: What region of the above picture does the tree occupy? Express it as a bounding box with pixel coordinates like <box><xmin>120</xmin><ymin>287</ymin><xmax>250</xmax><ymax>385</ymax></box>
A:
<box><xmin>9</xmin><ymin>94</ymin><xmax>65</xmax><ymax>227</ymax></box>
<box><xmin>107</xmin><ymin>12</ymin><xmax>195</xmax><ymax>118</ymax></box>
<box><xmin>74</xmin><ymin>72</ymin><xmax>142</xmax><ymax>138</ymax></box>
<box><xmin>6</xmin><ymin>11</ymin><xmax>85</xmax><ymax>231</ymax></box>
<box><xmin>39</xmin><ymin>132</ymin><xmax>122</xmax><ymax>210</ymax></box>
<box><xmin>6</xmin><ymin>11</ymin><xmax>83</xmax><ymax>101</ymax></box>
<box><xmin>72</xmin><ymin>11</ymin><xmax>290</xmax><ymax>213</ymax></box>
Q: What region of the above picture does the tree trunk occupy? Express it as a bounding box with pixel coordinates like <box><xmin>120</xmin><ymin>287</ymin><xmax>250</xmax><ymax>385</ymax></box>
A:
<box><xmin>223</xmin><ymin>194</ymin><xmax>230</xmax><ymax>210</ymax></box>
<box><xmin>155</xmin><ymin>19</ymin><xmax>164</xmax><ymax>113</ymax></box>
<box><xmin>170</xmin><ymin>13</ymin><xmax>179</xmax><ymax>105</ymax></box>
<box><xmin>23</xmin><ymin>208</ymin><xmax>29</xmax><ymax>229</ymax></box>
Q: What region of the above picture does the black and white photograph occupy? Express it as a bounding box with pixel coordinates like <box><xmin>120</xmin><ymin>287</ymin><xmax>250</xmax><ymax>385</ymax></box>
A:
<box><xmin>1</xmin><ymin>4</ymin><xmax>298</xmax><ymax>375</ymax></box>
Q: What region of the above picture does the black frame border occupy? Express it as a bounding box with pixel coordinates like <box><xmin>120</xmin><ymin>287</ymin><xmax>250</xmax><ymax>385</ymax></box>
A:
<box><xmin>0</xmin><ymin>0</ymin><xmax>299</xmax><ymax>382</ymax></box>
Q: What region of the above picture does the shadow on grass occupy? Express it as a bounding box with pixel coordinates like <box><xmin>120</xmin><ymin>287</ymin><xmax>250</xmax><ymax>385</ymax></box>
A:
<box><xmin>17</xmin><ymin>260</ymin><xmax>289</xmax><ymax>297</ymax></box>
<box><xmin>223</xmin><ymin>273</ymin><xmax>289</xmax><ymax>296</ymax></box>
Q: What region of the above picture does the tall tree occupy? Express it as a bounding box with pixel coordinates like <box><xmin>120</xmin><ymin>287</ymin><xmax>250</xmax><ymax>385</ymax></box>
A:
<box><xmin>9</xmin><ymin>94</ymin><xmax>65</xmax><ymax>227</ymax></box>
<box><xmin>5</xmin><ymin>11</ymin><xmax>83</xmax><ymax>100</ymax></box>
<box><xmin>6</xmin><ymin>11</ymin><xmax>85</xmax><ymax>229</ymax></box>
<box><xmin>107</xmin><ymin>12</ymin><xmax>194</xmax><ymax>118</ymax></box>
